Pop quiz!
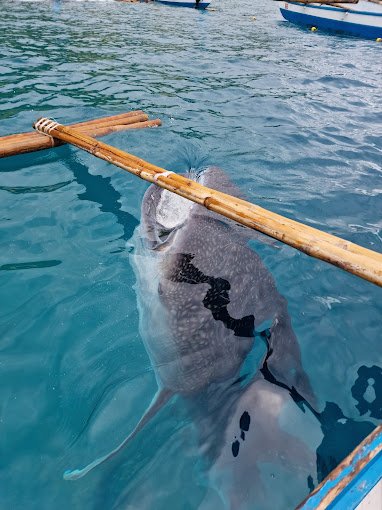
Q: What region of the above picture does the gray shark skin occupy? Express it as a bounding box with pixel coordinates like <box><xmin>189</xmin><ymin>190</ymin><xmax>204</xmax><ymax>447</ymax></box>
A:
<box><xmin>195</xmin><ymin>375</ymin><xmax>319</xmax><ymax>510</ymax></box>
<box><xmin>135</xmin><ymin>166</ymin><xmax>311</xmax><ymax>397</ymax></box>
<box><xmin>63</xmin><ymin>166</ymin><xmax>313</xmax><ymax>481</ymax></box>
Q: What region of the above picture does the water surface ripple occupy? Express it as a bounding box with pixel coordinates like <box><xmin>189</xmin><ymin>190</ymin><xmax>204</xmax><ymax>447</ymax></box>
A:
<box><xmin>0</xmin><ymin>0</ymin><xmax>381</xmax><ymax>509</ymax></box>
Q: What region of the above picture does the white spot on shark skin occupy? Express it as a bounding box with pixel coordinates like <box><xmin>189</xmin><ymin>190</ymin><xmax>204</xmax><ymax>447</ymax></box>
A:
<box><xmin>156</xmin><ymin>189</ymin><xmax>193</xmax><ymax>230</ymax></box>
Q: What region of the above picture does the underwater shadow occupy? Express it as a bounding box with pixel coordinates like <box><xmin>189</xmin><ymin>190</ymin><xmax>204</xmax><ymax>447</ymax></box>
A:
<box><xmin>65</xmin><ymin>150</ymin><xmax>139</xmax><ymax>245</ymax></box>
<box><xmin>314</xmin><ymin>364</ymin><xmax>382</xmax><ymax>485</ymax></box>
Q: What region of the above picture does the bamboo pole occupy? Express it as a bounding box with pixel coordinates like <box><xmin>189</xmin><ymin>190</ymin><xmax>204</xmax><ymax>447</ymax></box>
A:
<box><xmin>76</xmin><ymin>112</ymin><xmax>149</xmax><ymax>129</ymax></box>
<box><xmin>67</xmin><ymin>110</ymin><xmax>145</xmax><ymax>129</ymax></box>
<box><xmin>86</xmin><ymin>119</ymin><xmax>162</xmax><ymax>137</ymax></box>
<box><xmin>0</xmin><ymin>111</ymin><xmax>161</xmax><ymax>158</ymax></box>
<box><xmin>33</xmin><ymin>118</ymin><xmax>382</xmax><ymax>287</ymax></box>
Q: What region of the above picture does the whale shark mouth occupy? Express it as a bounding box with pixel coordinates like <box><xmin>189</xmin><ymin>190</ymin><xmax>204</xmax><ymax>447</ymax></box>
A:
<box><xmin>155</xmin><ymin>168</ymin><xmax>205</xmax><ymax>233</ymax></box>
<box><xmin>156</xmin><ymin>188</ymin><xmax>194</xmax><ymax>231</ymax></box>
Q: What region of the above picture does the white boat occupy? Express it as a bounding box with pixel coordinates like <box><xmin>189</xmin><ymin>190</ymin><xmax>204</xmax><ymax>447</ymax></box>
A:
<box><xmin>279</xmin><ymin>0</ymin><xmax>382</xmax><ymax>39</ymax></box>
<box><xmin>156</xmin><ymin>0</ymin><xmax>210</xmax><ymax>8</ymax></box>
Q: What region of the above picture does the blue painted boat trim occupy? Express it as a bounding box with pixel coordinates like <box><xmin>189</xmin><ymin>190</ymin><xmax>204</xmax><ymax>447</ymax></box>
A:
<box><xmin>280</xmin><ymin>8</ymin><xmax>382</xmax><ymax>38</ymax></box>
<box><xmin>288</xmin><ymin>1</ymin><xmax>382</xmax><ymax>17</ymax></box>
<box><xmin>328</xmin><ymin>452</ymin><xmax>382</xmax><ymax>510</ymax></box>
<box><xmin>156</xmin><ymin>0</ymin><xmax>210</xmax><ymax>7</ymax></box>
<box><xmin>297</xmin><ymin>426</ymin><xmax>382</xmax><ymax>510</ymax></box>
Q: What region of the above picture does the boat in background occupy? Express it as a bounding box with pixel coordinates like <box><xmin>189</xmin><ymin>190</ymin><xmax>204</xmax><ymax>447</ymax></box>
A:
<box><xmin>156</xmin><ymin>0</ymin><xmax>211</xmax><ymax>8</ymax></box>
<box><xmin>279</xmin><ymin>0</ymin><xmax>382</xmax><ymax>39</ymax></box>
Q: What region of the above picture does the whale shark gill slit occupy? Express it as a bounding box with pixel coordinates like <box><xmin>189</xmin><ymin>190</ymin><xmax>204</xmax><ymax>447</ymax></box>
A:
<box><xmin>166</xmin><ymin>253</ymin><xmax>255</xmax><ymax>338</ymax></box>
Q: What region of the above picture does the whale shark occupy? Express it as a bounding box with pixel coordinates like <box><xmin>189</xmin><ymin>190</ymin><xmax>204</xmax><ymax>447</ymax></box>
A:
<box><xmin>64</xmin><ymin>166</ymin><xmax>314</xmax><ymax>481</ymax></box>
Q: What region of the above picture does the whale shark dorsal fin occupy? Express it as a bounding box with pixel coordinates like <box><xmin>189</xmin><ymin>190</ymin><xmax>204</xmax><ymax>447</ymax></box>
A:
<box><xmin>63</xmin><ymin>388</ymin><xmax>173</xmax><ymax>481</ymax></box>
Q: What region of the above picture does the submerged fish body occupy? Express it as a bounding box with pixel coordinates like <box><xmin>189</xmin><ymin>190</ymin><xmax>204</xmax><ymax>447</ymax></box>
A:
<box><xmin>132</xmin><ymin>166</ymin><xmax>310</xmax><ymax>397</ymax></box>
<box><xmin>196</xmin><ymin>375</ymin><xmax>320</xmax><ymax>510</ymax></box>
<box><xmin>64</xmin><ymin>166</ymin><xmax>313</xmax><ymax>481</ymax></box>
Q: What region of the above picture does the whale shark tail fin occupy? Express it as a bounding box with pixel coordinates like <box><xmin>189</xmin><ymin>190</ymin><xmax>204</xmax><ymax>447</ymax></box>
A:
<box><xmin>63</xmin><ymin>388</ymin><xmax>173</xmax><ymax>481</ymax></box>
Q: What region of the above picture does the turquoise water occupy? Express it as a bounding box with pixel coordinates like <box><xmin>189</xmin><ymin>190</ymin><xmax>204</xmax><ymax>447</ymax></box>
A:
<box><xmin>1</xmin><ymin>0</ymin><xmax>381</xmax><ymax>508</ymax></box>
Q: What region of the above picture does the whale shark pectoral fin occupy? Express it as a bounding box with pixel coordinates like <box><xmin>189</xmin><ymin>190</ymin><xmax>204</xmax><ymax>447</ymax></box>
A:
<box><xmin>63</xmin><ymin>388</ymin><xmax>173</xmax><ymax>481</ymax></box>
<box><xmin>257</xmin><ymin>316</ymin><xmax>317</xmax><ymax>410</ymax></box>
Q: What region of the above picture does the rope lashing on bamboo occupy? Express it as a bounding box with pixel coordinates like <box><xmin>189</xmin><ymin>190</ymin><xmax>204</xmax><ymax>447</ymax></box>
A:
<box><xmin>154</xmin><ymin>170</ymin><xmax>174</xmax><ymax>181</ymax></box>
<box><xmin>34</xmin><ymin>118</ymin><xmax>60</xmax><ymax>134</ymax></box>
<box><xmin>34</xmin><ymin>118</ymin><xmax>60</xmax><ymax>146</ymax></box>
<box><xmin>33</xmin><ymin>118</ymin><xmax>382</xmax><ymax>287</ymax></box>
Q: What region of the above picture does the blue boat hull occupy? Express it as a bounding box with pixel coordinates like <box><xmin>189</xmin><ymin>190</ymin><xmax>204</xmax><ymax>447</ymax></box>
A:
<box><xmin>156</xmin><ymin>0</ymin><xmax>210</xmax><ymax>8</ymax></box>
<box><xmin>281</xmin><ymin>8</ymin><xmax>381</xmax><ymax>38</ymax></box>
<box><xmin>280</xmin><ymin>1</ymin><xmax>382</xmax><ymax>40</ymax></box>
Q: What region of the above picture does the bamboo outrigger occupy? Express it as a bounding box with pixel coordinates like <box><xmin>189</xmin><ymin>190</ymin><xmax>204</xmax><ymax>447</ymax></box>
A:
<box><xmin>0</xmin><ymin>111</ymin><xmax>161</xmax><ymax>159</ymax></box>
<box><xmin>31</xmin><ymin>117</ymin><xmax>382</xmax><ymax>287</ymax></box>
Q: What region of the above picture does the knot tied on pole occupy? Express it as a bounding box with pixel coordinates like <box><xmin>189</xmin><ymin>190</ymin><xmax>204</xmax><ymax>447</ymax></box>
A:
<box><xmin>34</xmin><ymin>117</ymin><xmax>60</xmax><ymax>135</ymax></box>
